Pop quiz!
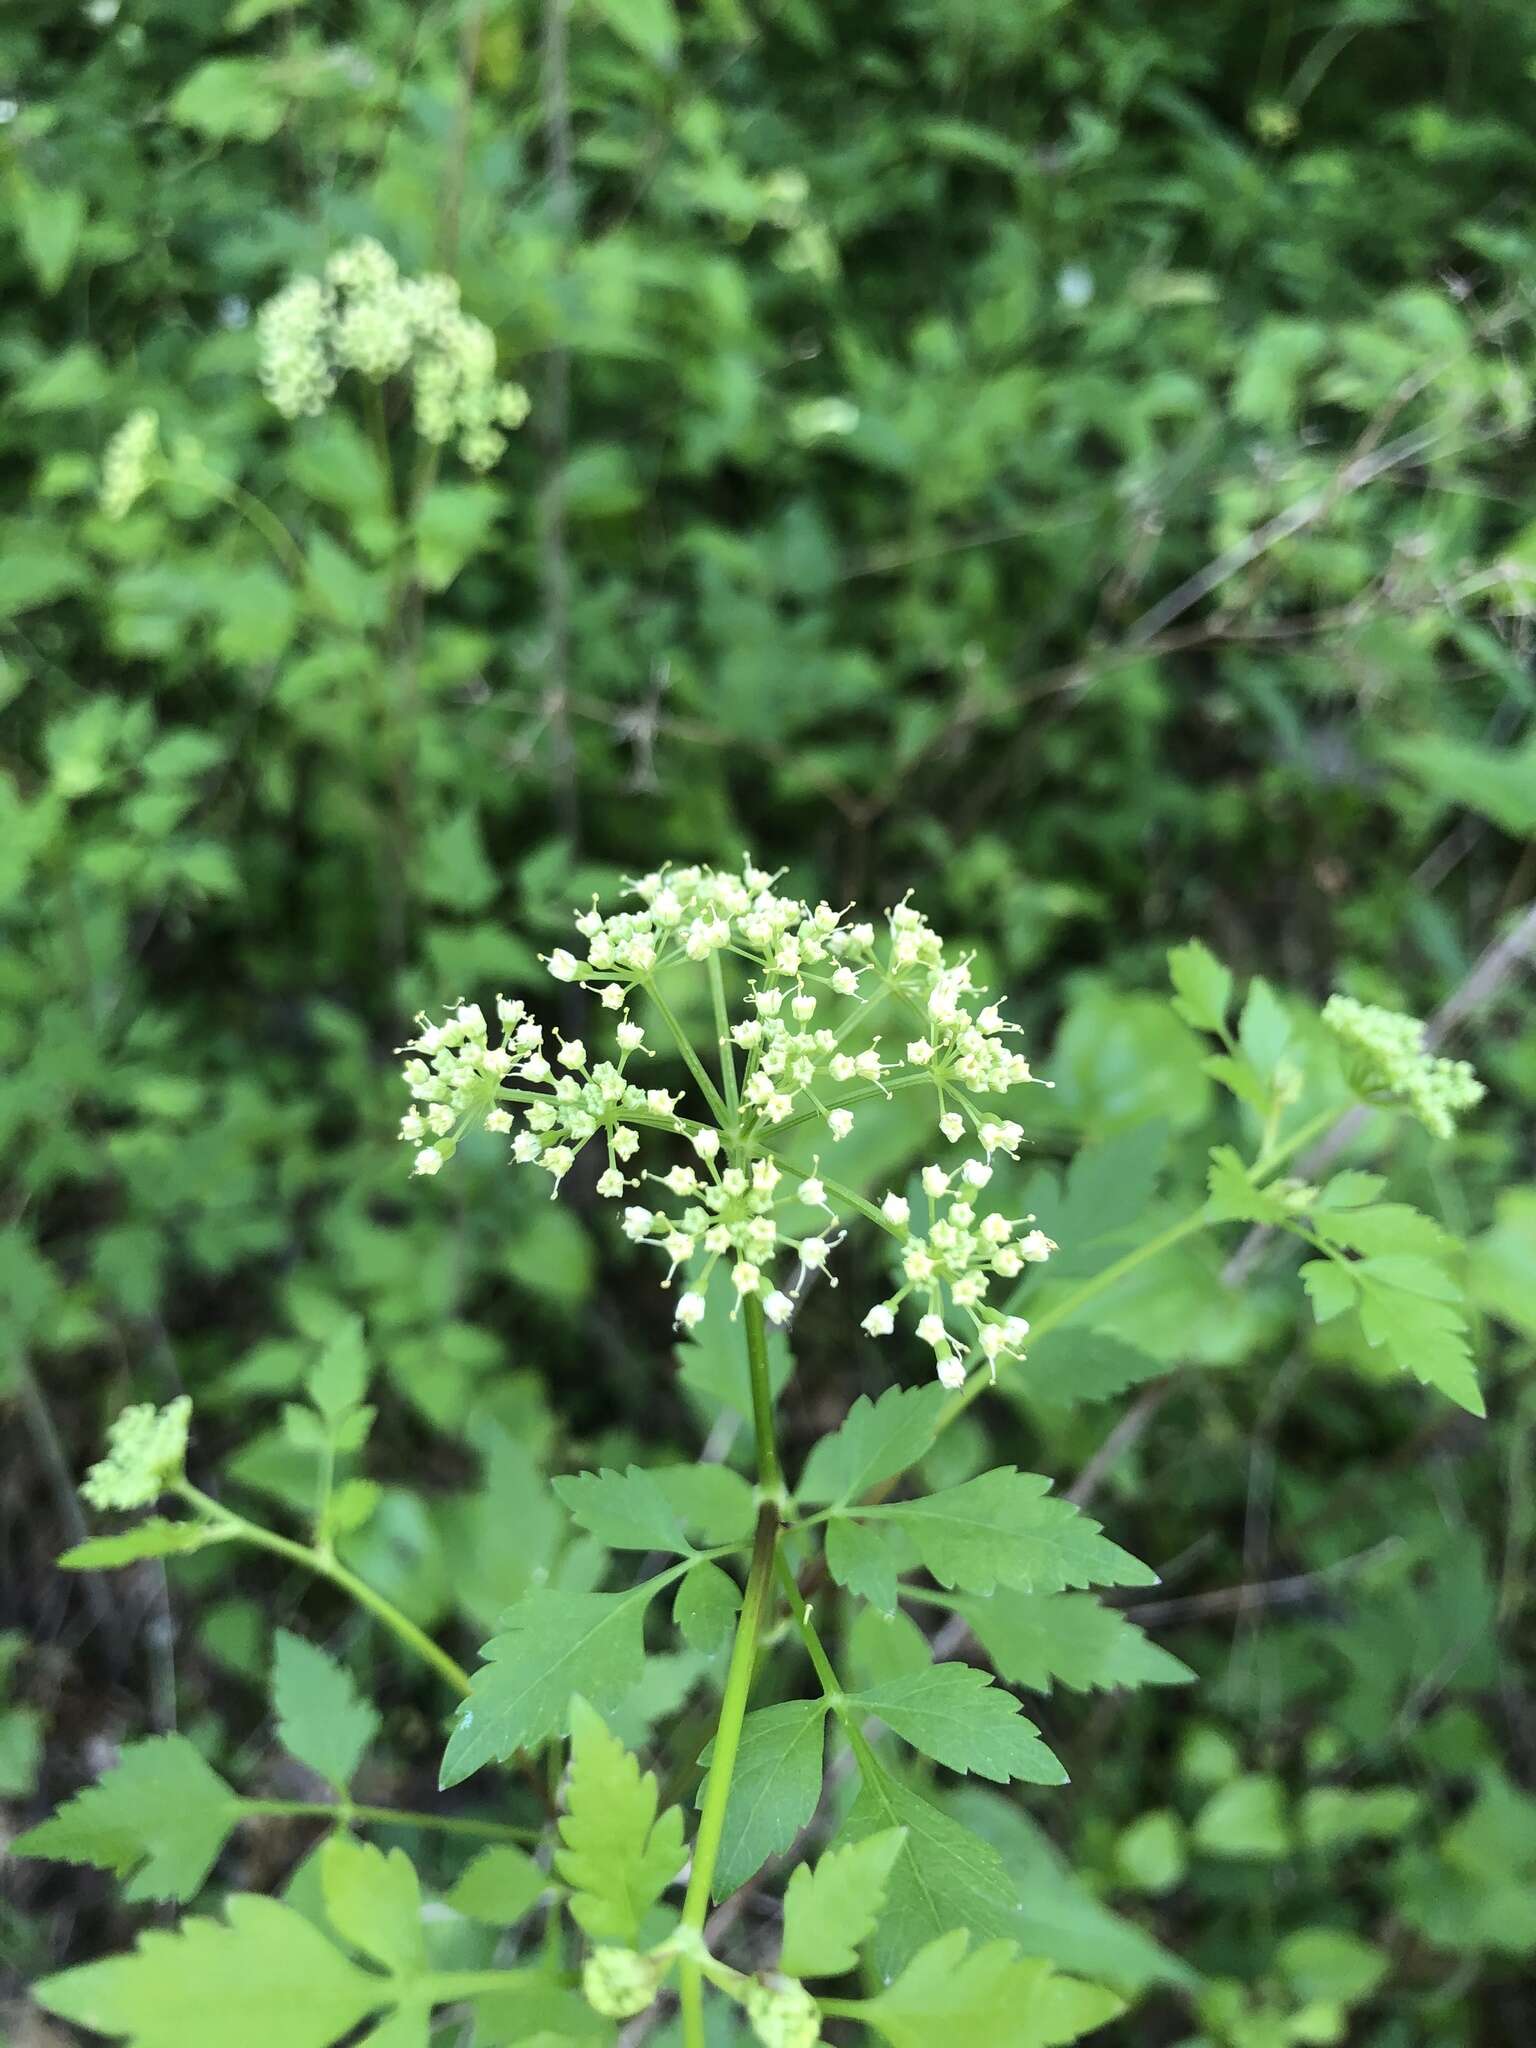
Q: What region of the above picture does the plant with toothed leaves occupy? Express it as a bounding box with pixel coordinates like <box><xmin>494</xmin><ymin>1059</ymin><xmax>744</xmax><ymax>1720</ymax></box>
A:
<box><xmin>20</xmin><ymin>897</ymin><xmax>1489</xmax><ymax>2048</ymax></box>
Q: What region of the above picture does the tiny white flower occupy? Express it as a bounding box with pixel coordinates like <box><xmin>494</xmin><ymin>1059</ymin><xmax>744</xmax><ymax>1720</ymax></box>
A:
<box><xmin>732</xmin><ymin>1261</ymin><xmax>762</xmax><ymax>1296</ymax></box>
<box><xmin>752</xmin><ymin>1159</ymin><xmax>781</xmax><ymax>1194</ymax></box>
<box><xmin>663</xmin><ymin>1165</ymin><xmax>699</xmax><ymax>1196</ymax></box>
<box><xmin>961</xmin><ymin>1158</ymin><xmax>993</xmax><ymax>1188</ymax></box>
<box><xmin>557</xmin><ymin>1038</ymin><xmax>586</xmax><ymax>1068</ymax></box>
<box><xmin>828</xmin><ymin>1107</ymin><xmax>854</xmax><ymax>1140</ymax></box>
<box><xmin>862</xmin><ymin>1303</ymin><xmax>895</xmax><ymax>1337</ymax></box>
<box><xmin>939</xmin><ymin>1111</ymin><xmax>965</xmax><ymax>1143</ymax></box>
<box><xmin>599</xmin><ymin>983</ymin><xmax>625</xmax><ymax>1009</ymax></box>
<box><xmin>692</xmin><ymin>1128</ymin><xmax>722</xmax><ymax>1161</ymax></box>
<box><xmin>936</xmin><ymin>1353</ymin><xmax>967</xmax><ymax>1390</ymax></box>
<box><xmin>921</xmin><ymin>1165</ymin><xmax>950</xmax><ymax>1198</ymax></box>
<box><xmin>484</xmin><ymin>1108</ymin><xmax>513</xmax><ymax>1133</ymax></box>
<box><xmin>1019</xmin><ymin>1229</ymin><xmax>1055</xmax><ymax>1262</ymax></box>
<box><xmin>791</xmin><ymin>993</ymin><xmax>817</xmax><ymax>1021</ymax></box>
<box><xmin>764</xmin><ymin>1290</ymin><xmax>794</xmax><ymax>1325</ymax></box>
<box><xmin>646</xmin><ymin>1088</ymin><xmax>678</xmax><ymax>1115</ymax></box>
<box><xmin>616</xmin><ymin>1018</ymin><xmax>645</xmax><ymax>1052</ymax></box>
<box><xmin>907</xmin><ymin>1038</ymin><xmax>934</xmax><ymax>1065</ymax></box>
<box><xmin>596</xmin><ymin>1167</ymin><xmax>626</xmax><ymax>1198</ymax></box>
<box><xmin>675</xmin><ymin>1291</ymin><xmax>707</xmax><ymax>1330</ymax></box>
<box><xmin>880</xmin><ymin>1192</ymin><xmax>911</xmax><ymax>1228</ymax></box>
<box><xmin>799</xmin><ymin>1235</ymin><xmax>831</xmax><ymax>1269</ymax></box>
<box><xmin>547</xmin><ymin>948</ymin><xmax>580</xmax><ymax>981</ymax></box>
<box><xmin>622</xmin><ymin>1205</ymin><xmax>655</xmax><ymax>1239</ymax></box>
<box><xmin>800</xmin><ymin>1175</ymin><xmax>826</xmax><ymax>1207</ymax></box>
<box><xmin>832</xmin><ymin>966</ymin><xmax>859</xmax><ymax>996</ymax></box>
<box><xmin>917</xmin><ymin>1312</ymin><xmax>947</xmax><ymax>1348</ymax></box>
<box><xmin>414</xmin><ymin>1146</ymin><xmax>443</xmax><ymax>1176</ymax></box>
<box><xmin>512</xmin><ymin>1131</ymin><xmax>541</xmax><ymax>1162</ymax></box>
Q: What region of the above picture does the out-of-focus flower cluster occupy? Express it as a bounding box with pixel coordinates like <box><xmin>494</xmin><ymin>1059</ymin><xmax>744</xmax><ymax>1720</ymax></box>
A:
<box><xmin>81</xmin><ymin>1396</ymin><xmax>192</xmax><ymax>1510</ymax></box>
<box><xmin>1322</xmin><ymin>994</ymin><xmax>1484</xmax><ymax>1140</ymax></box>
<box><xmin>401</xmin><ymin>860</ymin><xmax>1053</xmax><ymax>1383</ymax></box>
<box><xmin>863</xmin><ymin>1169</ymin><xmax>1054</xmax><ymax>1386</ymax></box>
<box><xmin>99</xmin><ymin>408</ymin><xmax>160</xmax><ymax>521</ymax></box>
<box><xmin>256</xmin><ymin>238</ymin><xmax>529</xmax><ymax>470</ymax></box>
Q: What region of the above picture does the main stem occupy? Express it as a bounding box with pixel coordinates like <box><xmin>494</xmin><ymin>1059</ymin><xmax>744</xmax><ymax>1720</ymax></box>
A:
<box><xmin>678</xmin><ymin>1294</ymin><xmax>782</xmax><ymax>2047</ymax></box>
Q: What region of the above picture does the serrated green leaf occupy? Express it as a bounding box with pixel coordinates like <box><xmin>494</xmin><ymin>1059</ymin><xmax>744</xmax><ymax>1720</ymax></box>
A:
<box><xmin>1026</xmin><ymin>1329</ymin><xmax>1166</xmax><ymax>1407</ymax></box>
<box><xmin>1355</xmin><ymin>1268</ymin><xmax>1483</xmax><ymax>1415</ymax></box>
<box><xmin>852</xmin><ymin>1662</ymin><xmax>1066</xmax><ymax>1784</ymax></box>
<box><xmin>273</xmin><ymin>1631</ymin><xmax>380</xmax><ymax>1791</ymax></box>
<box><xmin>1051</xmin><ymin>1122</ymin><xmax>1168</xmax><ymax>1257</ymax></box>
<box><xmin>1315</xmin><ymin>1201</ymin><xmax>1455</xmax><ymax>1261</ymax></box>
<box><xmin>651</xmin><ymin>1463</ymin><xmax>757</xmax><ymax>1545</ymax></box>
<box><xmin>951</xmin><ymin>1591</ymin><xmax>1192</xmax><ymax>1695</ymax></box>
<box><xmin>780</xmin><ymin>1827</ymin><xmax>907</xmax><ymax>1978</ymax></box>
<box><xmin>844</xmin><ymin>1756</ymin><xmax>1022</xmax><ymax>1974</ymax></box>
<box><xmin>861</xmin><ymin>1469</ymin><xmax>1156</xmax><ymax>1597</ymax></box>
<box><xmin>308</xmin><ymin>1317</ymin><xmax>368</xmax><ymax>1421</ymax></box>
<box><xmin>797</xmin><ymin>1383</ymin><xmax>947</xmax><ymax>1506</ymax></box>
<box><xmin>673</xmin><ymin>1559</ymin><xmax>741</xmax><ymax>1656</ymax></box>
<box><xmin>444</xmin><ymin>1845</ymin><xmax>548</xmax><ymax>1925</ymax></box>
<box><xmin>826</xmin><ymin>1514</ymin><xmax>907</xmax><ymax>1614</ymax></box>
<box><xmin>59</xmin><ymin>1518</ymin><xmax>231</xmax><ymax>1570</ymax></box>
<box><xmin>13</xmin><ymin>1735</ymin><xmax>239</xmax><ymax>1902</ymax></box>
<box><xmin>1300</xmin><ymin>1258</ymin><xmax>1358</xmax><ymax>1325</ymax></box>
<box><xmin>856</xmin><ymin>1928</ymin><xmax>1123</xmax><ymax>2048</ymax></box>
<box><xmin>442</xmin><ymin>1584</ymin><xmax>659</xmax><ymax>1787</ymax></box>
<box><xmin>556</xmin><ymin>1698</ymin><xmax>684</xmax><ymax>1941</ymax></box>
<box><xmin>705</xmin><ymin>1699</ymin><xmax>828</xmax><ymax>1898</ymax></box>
<box><xmin>34</xmin><ymin>1895</ymin><xmax>384</xmax><ymax>2048</ymax></box>
<box><xmin>1206</xmin><ymin>1145</ymin><xmax>1291</xmax><ymax>1224</ymax></box>
<box><xmin>320</xmin><ymin>1834</ymin><xmax>424</xmax><ymax>1977</ymax></box>
<box><xmin>553</xmin><ymin>1466</ymin><xmax>693</xmax><ymax>1553</ymax></box>
<box><xmin>1168</xmin><ymin>940</ymin><xmax>1233</xmax><ymax>1034</ymax></box>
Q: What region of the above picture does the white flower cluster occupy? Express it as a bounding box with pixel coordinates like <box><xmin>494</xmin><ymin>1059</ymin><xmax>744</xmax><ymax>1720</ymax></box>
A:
<box><xmin>256</xmin><ymin>238</ymin><xmax>530</xmax><ymax>470</ymax></box>
<box><xmin>402</xmin><ymin>859</ymin><xmax>1052</xmax><ymax>1383</ymax></box>
<box><xmin>863</xmin><ymin>1169</ymin><xmax>1054</xmax><ymax>1387</ymax></box>
<box><xmin>99</xmin><ymin>408</ymin><xmax>159</xmax><ymax>521</ymax></box>
<box><xmin>1322</xmin><ymin>994</ymin><xmax>1484</xmax><ymax>1141</ymax></box>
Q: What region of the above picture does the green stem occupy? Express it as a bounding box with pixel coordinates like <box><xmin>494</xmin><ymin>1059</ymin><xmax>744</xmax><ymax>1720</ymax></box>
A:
<box><xmin>707</xmin><ymin>950</ymin><xmax>739</xmax><ymax>1120</ymax></box>
<box><xmin>179</xmin><ymin>1486</ymin><xmax>472</xmax><ymax>1697</ymax></box>
<box><xmin>644</xmin><ymin>977</ymin><xmax>731</xmax><ymax>1128</ymax></box>
<box><xmin>774</xmin><ymin>1550</ymin><xmax>877</xmax><ymax>1771</ymax></box>
<box><xmin>240</xmin><ymin>1798</ymin><xmax>539</xmax><ymax>1843</ymax></box>
<box><xmin>741</xmin><ymin>1293</ymin><xmax>784</xmax><ymax>1497</ymax></box>
<box><xmin>679</xmin><ymin>1502</ymin><xmax>780</xmax><ymax>2046</ymax></box>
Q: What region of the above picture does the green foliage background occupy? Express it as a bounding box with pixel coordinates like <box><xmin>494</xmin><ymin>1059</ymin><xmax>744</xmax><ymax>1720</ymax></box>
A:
<box><xmin>2</xmin><ymin>0</ymin><xmax>1535</xmax><ymax>2041</ymax></box>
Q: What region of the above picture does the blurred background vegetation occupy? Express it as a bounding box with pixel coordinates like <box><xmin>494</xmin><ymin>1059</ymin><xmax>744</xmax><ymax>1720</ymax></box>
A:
<box><xmin>2</xmin><ymin>1</ymin><xmax>1535</xmax><ymax>2042</ymax></box>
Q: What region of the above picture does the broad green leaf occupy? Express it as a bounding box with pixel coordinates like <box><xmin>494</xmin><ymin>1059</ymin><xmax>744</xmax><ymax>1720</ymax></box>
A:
<box><xmin>444</xmin><ymin>1845</ymin><xmax>548</xmax><ymax>1925</ymax></box>
<box><xmin>442</xmin><ymin>1585</ymin><xmax>659</xmax><ymax>1786</ymax></box>
<box><xmin>1387</xmin><ymin>731</ymin><xmax>1536</xmax><ymax>837</ymax></box>
<box><xmin>1276</xmin><ymin>1927</ymin><xmax>1387</xmax><ymax>2004</ymax></box>
<box><xmin>706</xmin><ymin>1699</ymin><xmax>828</xmax><ymax>1898</ymax></box>
<box><xmin>320</xmin><ymin>1834</ymin><xmax>425</xmax><ymax>1977</ymax></box>
<box><xmin>825</xmin><ymin>1514</ymin><xmax>907</xmax><ymax>1614</ymax></box>
<box><xmin>1191</xmin><ymin>1773</ymin><xmax>1289</xmax><ymax>1859</ymax></box>
<box><xmin>952</xmin><ymin>1591</ymin><xmax>1192</xmax><ymax>1695</ymax></box>
<box><xmin>673</xmin><ymin>1559</ymin><xmax>741</xmax><ymax>1656</ymax></box>
<box><xmin>1167</xmin><ymin>940</ymin><xmax>1233</xmax><ymax>1034</ymax></box>
<box><xmin>308</xmin><ymin>1317</ymin><xmax>368</xmax><ymax>1422</ymax></box>
<box><xmin>13</xmin><ymin>175</ymin><xmax>85</xmax><ymax>296</ymax></box>
<box><xmin>1039</xmin><ymin>1122</ymin><xmax>1169</xmax><ymax>1270</ymax></box>
<box><xmin>779</xmin><ymin>1827</ymin><xmax>907</xmax><ymax>1978</ymax></box>
<box><xmin>1314</xmin><ymin>1201</ymin><xmax>1454</xmax><ymax>1261</ymax></box>
<box><xmin>59</xmin><ymin>1519</ymin><xmax>231</xmax><ymax>1570</ymax></box>
<box><xmin>590</xmin><ymin>0</ymin><xmax>679</xmax><ymax>66</ymax></box>
<box><xmin>797</xmin><ymin>1383</ymin><xmax>947</xmax><ymax>1506</ymax></box>
<box><xmin>1300</xmin><ymin>1258</ymin><xmax>1357</xmax><ymax>1325</ymax></box>
<box><xmin>1313</xmin><ymin>1172</ymin><xmax>1388</xmax><ymax>1211</ymax></box>
<box><xmin>863</xmin><ymin>1469</ymin><xmax>1156</xmax><ymax>1597</ymax></box>
<box><xmin>169</xmin><ymin>58</ymin><xmax>287</xmax><ymax>140</ymax></box>
<box><xmin>857</xmin><ymin>1928</ymin><xmax>1123</xmax><ymax>2048</ymax></box>
<box><xmin>652</xmin><ymin>1463</ymin><xmax>757</xmax><ymax>1545</ymax></box>
<box><xmin>556</xmin><ymin>1698</ymin><xmax>685</xmax><ymax>1941</ymax></box>
<box><xmin>844</xmin><ymin>1756</ymin><xmax>1022</xmax><ymax>1974</ymax></box>
<box><xmin>1355</xmin><ymin>1266</ymin><xmax>1482</xmax><ymax>1415</ymax></box>
<box><xmin>34</xmin><ymin>1895</ymin><xmax>384</xmax><ymax>2048</ymax></box>
<box><xmin>1025</xmin><ymin>1329</ymin><xmax>1165</xmax><ymax>1408</ymax></box>
<box><xmin>1237</xmin><ymin>976</ymin><xmax>1290</xmax><ymax>1081</ymax></box>
<box><xmin>13</xmin><ymin>1735</ymin><xmax>239</xmax><ymax>1902</ymax></box>
<box><xmin>853</xmin><ymin>1662</ymin><xmax>1066</xmax><ymax>1784</ymax></box>
<box><xmin>1113</xmin><ymin>1810</ymin><xmax>1186</xmax><ymax>1894</ymax></box>
<box><xmin>552</xmin><ymin>1466</ymin><xmax>692</xmax><ymax>1553</ymax></box>
<box><xmin>273</xmin><ymin>1631</ymin><xmax>380</xmax><ymax>1791</ymax></box>
<box><xmin>1297</xmin><ymin>1785</ymin><xmax>1423</xmax><ymax>1849</ymax></box>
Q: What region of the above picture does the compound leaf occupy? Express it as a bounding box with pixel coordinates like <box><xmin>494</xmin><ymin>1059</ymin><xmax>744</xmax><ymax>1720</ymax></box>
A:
<box><xmin>273</xmin><ymin>1630</ymin><xmax>380</xmax><ymax>1791</ymax></box>
<box><xmin>780</xmin><ymin>1827</ymin><xmax>907</xmax><ymax>1978</ymax></box>
<box><xmin>13</xmin><ymin>1735</ymin><xmax>239</xmax><ymax>1903</ymax></box>
<box><xmin>556</xmin><ymin>1698</ymin><xmax>685</xmax><ymax>1941</ymax></box>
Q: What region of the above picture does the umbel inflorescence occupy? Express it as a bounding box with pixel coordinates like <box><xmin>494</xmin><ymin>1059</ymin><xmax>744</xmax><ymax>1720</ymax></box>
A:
<box><xmin>257</xmin><ymin>237</ymin><xmax>530</xmax><ymax>469</ymax></box>
<box><xmin>400</xmin><ymin>860</ymin><xmax>1053</xmax><ymax>1387</ymax></box>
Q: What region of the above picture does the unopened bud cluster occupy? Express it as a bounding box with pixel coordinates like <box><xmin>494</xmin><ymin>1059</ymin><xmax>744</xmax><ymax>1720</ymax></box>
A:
<box><xmin>81</xmin><ymin>1396</ymin><xmax>192</xmax><ymax>1511</ymax></box>
<box><xmin>864</xmin><ymin>1169</ymin><xmax>1053</xmax><ymax>1385</ymax></box>
<box><xmin>256</xmin><ymin>237</ymin><xmax>529</xmax><ymax>469</ymax></box>
<box><xmin>1322</xmin><ymin>994</ymin><xmax>1484</xmax><ymax>1141</ymax></box>
<box><xmin>99</xmin><ymin>408</ymin><xmax>160</xmax><ymax>521</ymax></box>
<box><xmin>402</xmin><ymin>860</ymin><xmax>1052</xmax><ymax>1384</ymax></box>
